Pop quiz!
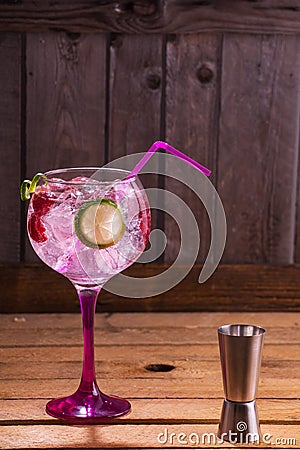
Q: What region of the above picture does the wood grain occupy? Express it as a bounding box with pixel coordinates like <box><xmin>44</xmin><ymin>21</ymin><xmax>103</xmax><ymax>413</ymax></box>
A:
<box><xmin>1</xmin><ymin>399</ymin><xmax>299</xmax><ymax>423</ymax></box>
<box><xmin>2</xmin><ymin>377</ymin><xmax>299</xmax><ymax>400</ymax></box>
<box><xmin>1</xmin><ymin>264</ymin><xmax>300</xmax><ymax>313</ymax></box>
<box><xmin>0</xmin><ymin>313</ymin><xmax>298</xmax><ymax>448</ymax></box>
<box><xmin>164</xmin><ymin>33</ymin><xmax>221</xmax><ymax>263</ymax></box>
<box><xmin>165</xmin><ymin>0</ymin><xmax>300</xmax><ymax>34</ymax></box>
<box><xmin>218</xmin><ymin>34</ymin><xmax>300</xmax><ymax>264</ymax></box>
<box><xmin>0</xmin><ymin>424</ymin><xmax>299</xmax><ymax>448</ymax></box>
<box><xmin>0</xmin><ymin>325</ymin><xmax>298</xmax><ymax>347</ymax></box>
<box><xmin>0</xmin><ymin>312</ymin><xmax>298</xmax><ymax>329</ymax></box>
<box><xmin>1</xmin><ymin>1</ymin><xmax>300</xmax><ymax>34</ymax></box>
<box><xmin>26</xmin><ymin>32</ymin><xmax>106</xmax><ymax>173</ymax></box>
<box><xmin>294</xmin><ymin>158</ymin><xmax>300</xmax><ymax>262</ymax></box>
<box><xmin>25</xmin><ymin>32</ymin><xmax>107</xmax><ymax>261</ymax></box>
<box><xmin>109</xmin><ymin>34</ymin><xmax>162</xmax><ymax>159</ymax></box>
<box><xmin>0</xmin><ymin>33</ymin><xmax>21</xmax><ymax>262</ymax></box>
<box><xmin>107</xmin><ymin>312</ymin><xmax>300</xmax><ymax>329</ymax></box>
<box><xmin>0</xmin><ymin>1</ymin><xmax>164</xmax><ymax>34</ymax></box>
<box><xmin>1</xmin><ymin>359</ymin><xmax>299</xmax><ymax>382</ymax></box>
<box><xmin>1</xmin><ymin>344</ymin><xmax>299</xmax><ymax>362</ymax></box>
<box><xmin>108</xmin><ymin>34</ymin><xmax>162</xmax><ymax>246</ymax></box>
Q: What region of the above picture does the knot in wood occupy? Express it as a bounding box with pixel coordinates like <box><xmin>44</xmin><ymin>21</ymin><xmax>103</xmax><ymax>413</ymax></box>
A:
<box><xmin>146</xmin><ymin>72</ymin><xmax>161</xmax><ymax>90</ymax></box>
<box><xmin>114</xmin><ymin>1</ymin><xmax>157</xmax><ymax>16</ymax></box>
<box><xmin>66</xmin><ymin>32</ymin><xmax>81</xmax><ymax>42</ymax></box>
<box><xmin>145</xmin><ymin>364</ymin><xmax>175</xmax><ymax>372</ymax></box>
<box><xmin>114</xmin><ymin>2</ymin><xmax>127</xmax><ymax>13</ymax></box>
<box><xmin>132</xmin><ymin>0</ymin><xmax>157</xmax><ymax>16</ymax></box>
<box><xmin>58</xmin><ymin>35</ymin><xmax>78</xmax><ymax>64</ymax></box>
<box><xmin>197</xmin><ymin>65</ymin><xmax>214</xmax><ymax>84</ymax></box>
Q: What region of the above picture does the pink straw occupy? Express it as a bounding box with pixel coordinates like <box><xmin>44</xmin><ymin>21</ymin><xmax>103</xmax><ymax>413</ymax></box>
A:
<box><xmin>126</xmin><ymin>141</ymin><xmax>211</xmax><ymax>179</ymax></box>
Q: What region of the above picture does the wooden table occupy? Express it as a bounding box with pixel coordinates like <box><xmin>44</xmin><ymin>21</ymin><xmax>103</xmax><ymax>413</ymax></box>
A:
<box><xmin>0</xmin><ymin>312</ymin><xmax>299</xmax><ymax>448</ymax></box>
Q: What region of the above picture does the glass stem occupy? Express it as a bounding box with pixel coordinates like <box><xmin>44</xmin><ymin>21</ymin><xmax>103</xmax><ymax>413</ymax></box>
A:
<box><xmin>76</xmin><ymin>287</ymin><xmax>101</xmax><ymax>395</ymax></box>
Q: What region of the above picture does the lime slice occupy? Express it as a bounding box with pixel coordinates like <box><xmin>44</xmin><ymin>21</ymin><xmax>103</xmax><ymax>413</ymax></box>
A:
<box><xmin>74</xmin><ymin>199</ymin><xmax>125</xmax><ymax>249</ymax></box>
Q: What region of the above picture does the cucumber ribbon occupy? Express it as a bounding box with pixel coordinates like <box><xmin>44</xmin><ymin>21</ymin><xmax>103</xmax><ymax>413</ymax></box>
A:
<box><xmin>20</xmin><ymin>173</ymin><xmax>47</xmax><ymax>201</ymax></box>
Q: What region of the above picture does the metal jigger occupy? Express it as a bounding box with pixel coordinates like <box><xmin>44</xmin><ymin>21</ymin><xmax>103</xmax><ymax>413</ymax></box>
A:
<box><xmin>217</xmin><ymin>324</ymin><xmax>265</xmax><ymax>443</ymax></box>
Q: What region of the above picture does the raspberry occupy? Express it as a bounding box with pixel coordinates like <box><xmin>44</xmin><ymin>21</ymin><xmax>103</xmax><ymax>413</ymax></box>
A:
<box><xmin>139</xmin><ymin>209</ymin><xmax>151</xmax><ymax>245</ymax></box>
<box><xmin>28</xmin><ymin>214</ymin><xmax>48</xmax><ymax>243</ymax></box>
<box><xmin>32</xmin><ymin>190</ymin><xmax>57</xmax><ymax>216</ymax></box>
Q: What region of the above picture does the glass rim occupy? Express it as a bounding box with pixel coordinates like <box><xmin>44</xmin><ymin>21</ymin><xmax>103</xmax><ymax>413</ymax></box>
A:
<box><xmin>44</xmin><ymin>167</ymin><xmax>135</xmax><ymax>186</ymax></box>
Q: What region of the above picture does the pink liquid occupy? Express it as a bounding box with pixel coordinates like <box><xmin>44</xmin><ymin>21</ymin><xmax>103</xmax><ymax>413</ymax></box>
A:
<box><xmin>28</xmin><ymin>176</ymin><xmax>151</xmax><ymax>287</ymax></box>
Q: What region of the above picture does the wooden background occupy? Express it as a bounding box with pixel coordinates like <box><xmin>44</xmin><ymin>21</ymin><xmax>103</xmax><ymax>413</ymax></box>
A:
<box><xmin>1</xmin><ymin>0</ymin><xmax>300</xmax><ymax>312</ymax></box>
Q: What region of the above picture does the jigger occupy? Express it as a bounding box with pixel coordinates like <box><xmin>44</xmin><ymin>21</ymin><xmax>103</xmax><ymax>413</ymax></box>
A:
<box><xmin>217</xmin><ymin>324</ymin><xmax>265</xmax><ymax>443</ymax></box>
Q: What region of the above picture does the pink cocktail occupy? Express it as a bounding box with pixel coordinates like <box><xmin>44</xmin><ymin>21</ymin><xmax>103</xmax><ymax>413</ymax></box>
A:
<box><xmin>26</xmin><ymin>167</ymin><xmax>150</xmax><ymax>421</ymax></box>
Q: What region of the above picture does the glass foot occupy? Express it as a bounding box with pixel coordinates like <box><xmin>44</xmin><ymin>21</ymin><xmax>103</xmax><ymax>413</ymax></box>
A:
<box><xmin>46</xmin><ymin>388</ymin><xmax>131</xmax><ymax>422</ymax></box>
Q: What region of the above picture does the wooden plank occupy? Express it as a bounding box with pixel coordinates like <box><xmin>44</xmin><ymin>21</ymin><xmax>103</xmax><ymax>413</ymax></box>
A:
<box><xmin>164</xmin><ymin>33</ymin><xmax>221</xmax><ymax>263</ymax></box>
<box><xmin>109</xmin><ymin>34</ymin><xmax>162</xmax><ymax>157</ymax></box>
<box><xmin>108</xmin><ymin>34</ymin><xmax>162</xmax><ymax>245</ymax></box>
<box><xmin>1</xmin><ymin>344</ymin><xmax>298</xmax><ymax>363</ymax></box>
<box><xmin>165</xmin><ymin>0</ymin><xmax>300</xmax><ymax>34</ymax></box>
<box><xmin>1</xmin><ymin>312</ymin><xmax>298</xmax><ymax>409</ymax></box>
<box><xmin>25</xmin><ymin>32</ymin><xmax>106</xmax><ymax>261</ymax></box>
<box><xmin>0</xmin><ymin>359</ymin><xmax>298</xmax><ymax>382</ymax></box>
<box><xmin>2</xmin><ymin>377</ymin><xmax>299</xmax><ymax>400</ymax></box>
<box><xmin>218</xmin><ymin>34</ymin><xmax>300</xmax><ymax>264</ymax></box>
<box><xmin>294</xmin><ymin>159</ymin><xmax>300</xmax><ymax>262</ymax></box>
<box><xmin>0</xmin><ymin>325</ymin><xmax>298</xmax><ymax>347</ymax></box>
<box><xmin>1</xmin><ymin>264</ymin><xmax>300</xmax><ymax>313</ymax></box>
<box><xmin>0</xmin><ymin>424</ymin><xmax>298</xmax><ymax>448</ymax></box>
<box><xmin>295</xmin><ymin>174</ymin><xmax>300</xmax><ymax>261</ymax></box>
<box><xmin>26</xmin><ymin>32</ymin><xmax>106</xmax><ymax>173</ymax></box>
<box><xmin>0</xmin><ymin>33</ymin><xmax>21</xmax><ymax>262</ymax></box>
<box><xmin>0</xmin><ymin>1</ymin><xmax>164</xmax><ymax>34</ymax></box>
<box><xmin>0</xmin><ymin>312</ymin><xmax>299</xmax><ymax>330</ymax></box>
<box><xmin>107</xmin><ymin>312</ymin><xmax>300</xmax><ymax>329</ymax></box>
<box><xmin>1</xmin><ymin>399</ymin><xmax>299</xmax><ymax>423</ymax></box>
<box><xmin>1</xmin><ymin>1</ymin><xmax>300</xmax><ymax>34</ymax></box>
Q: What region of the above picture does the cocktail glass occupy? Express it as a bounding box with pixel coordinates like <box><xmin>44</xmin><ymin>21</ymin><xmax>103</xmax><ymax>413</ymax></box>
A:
<box><xmin>25</xmin><ymin>167</ymin><xmax>151</xmax><ymax>421</ymax></box>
